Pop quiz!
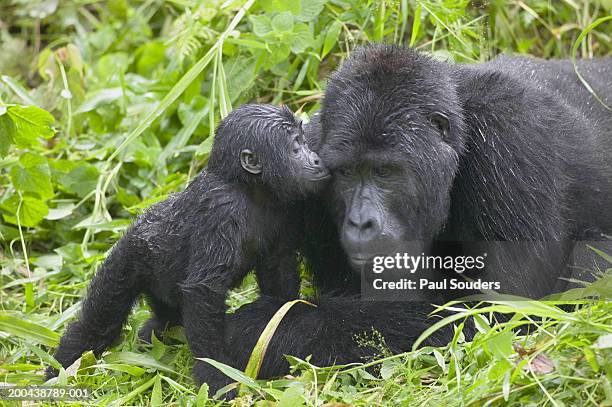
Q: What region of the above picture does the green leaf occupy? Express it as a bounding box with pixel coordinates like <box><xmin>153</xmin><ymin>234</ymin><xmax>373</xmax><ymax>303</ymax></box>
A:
<box><xmin>588</xmin><ymin>245</ymin><xmax>612</xmax><ymax>264</ymax></box>
<box><xmin>45</xmin><ymin>203</ymin><xmax>76</xmax><ymax>220</ymax></box>
<box><xmin>488</xmin><ymin>358</ymin><xmax>513</xmax><ymax>381</ymax></box>
<box><xmin>278</xmin><ymin>387</ymin><xmax>305</xmax><ymax>406</ymax></box>
<box><xmin>116</xmin><ymin>187</ymin><xmax>140</xmax><ymax>208</ymax></box>
<box><xmin>272</xmin><ymin>11</ymin><xmax>294</xmax><ymax>32</ymax></box>
<box><xmin>110</xmin><ymin>376</ymin><xmax>157</xmax><ymax>406</ymax></box>
<box><xmin>199</xmin><ymin>358</ymin><xmax>261</xmax><ymax>390</ymax></box>
<box><xmin>487</xmin><ymin>331</ymin><xmax>514</xmax><ymax>359</ymax></box>
<box><xmin>250</xmin><ymin>15</ymin><xmax>273</xmax><ymax>37</ymax></box>
<box><xmin>1</xmin><ymin>76</ymin><xmax>38</xmax><ymax>106</ymax></box>
<box><xmin>0</xmin><ymin>313</ymin><xmax>60</xmax><ymax>346</ymax></box>
<box><xmin>322</xmin><ymin>20</ymin><xmax>342</xmax><ymax>58</ymax></box>
<box><xmin>1</xmin><ymin>195</ymin><xmax>49</xmax><ymax>227</ymax></box>
<box><xmin>297</xmin><ymin>0</ymin><xmax>325</xmax><ymax>22</ymax></box>
<box><xmin>59</xmin><ymin>163</ymin><xmax>100</xmax><ymax>198</ymax></box>
<box><xmin>196</xmin><ymin>135</ymin><xmax>214</xmax><ymax>157</ymax></box>
<box><xmin>10</xmin><ymin>153</ymin><xmax>53</xmax><ymax>200</ymax></box>
<box><xmin>291</xmin><ymin>24</ymin><xmax>314</xmax><ymax>53</ymax></box>
<box><xmin>583</xmin><ymin>347</ymin><xmax>599</xmax><ymax>372</ymax></box>
<box><xmin>104</xmin><ymin>352</ymin><xmax>176</xmax><ymax>374</ymax></box>
<box><xmin>136</xmin><ymin>42</ymin><xmax>167</xmax><ymax>78</ymax></box>
<box><xmin>380</xmin><ymin>361</ymin><xmax>399</xmax><ymax>380</ymax></box>
<box><xmin>195</xmin><ymin>383</ymin><xmax>209</xmax><ymax>406</ymax></box>
<box><xmin>75</xmin><ymin>88</ymin><xmax>123</xmax><ymax>114</ymax></box>
<box><xmin>570</xmin><ymin>16</ymin><xmax>612</xmax><ymax>111</ymax></box>
<box><xmin>89</xmin><ymin>363</ymin><xmax>145</xmax><ymax>376</ymax></box>
<box><xmin>267</xmin><ymin>42</ymin><xmax>291</xmax><ymax>65</ymax></box>
<box><xmin>6</xmin><ymin>105</ymin><xmax>55</xmax><ymax>148</ymax></box>
<box><xmin>0</xmin><ymin>113</ymin><xmax>16</xmax><ymax>157</ymax></box>
<box><xmin>259</xmin><ymin>0</ymin><xmax>300</xmax><ymax>14</ymax></box>
<box><xmin>409</xmin><ymin>2</ymin><xmax>422</xmax><ymax>47</ymax></box>
<box><xmin>151</xmin><ymin>375</ymin><xmax>162</xmax><ymax>407</ymax></box>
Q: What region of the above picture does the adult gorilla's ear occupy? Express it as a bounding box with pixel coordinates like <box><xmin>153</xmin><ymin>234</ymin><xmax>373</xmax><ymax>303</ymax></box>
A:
<box><xmin>429</xmin><ymin>112</ymin><xmax>451</xmax><ymax>141</ymax></box>
<box><xmin>240</xmin><ymin>149</ymin><xmax>262</xmax><ymax>174</ymax></box>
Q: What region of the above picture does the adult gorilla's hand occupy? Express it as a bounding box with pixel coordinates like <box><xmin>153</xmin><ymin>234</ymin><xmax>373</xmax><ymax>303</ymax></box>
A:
<box><xmin>224</xmin><ymin>296</ymin><xmax>457</xmax><ymax>379</ymax></box>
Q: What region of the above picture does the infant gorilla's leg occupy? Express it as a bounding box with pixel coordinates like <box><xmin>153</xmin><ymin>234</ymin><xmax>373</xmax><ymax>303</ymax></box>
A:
<box><xmin>47</xmin><ymin>239</ymin><xmax>141</xmax><ymax>379</ymax></box>
<box><xmin>138</xmin><ymin>297</ymin><xmax>182</xmax><ymax>344</ymax></box>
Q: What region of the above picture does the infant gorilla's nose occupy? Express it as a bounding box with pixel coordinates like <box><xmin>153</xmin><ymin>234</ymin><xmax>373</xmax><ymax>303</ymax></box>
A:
<box><xmin>308</xmin><ymin>151</ymin><xmax>330</xmax><ymax>180</ymax></box>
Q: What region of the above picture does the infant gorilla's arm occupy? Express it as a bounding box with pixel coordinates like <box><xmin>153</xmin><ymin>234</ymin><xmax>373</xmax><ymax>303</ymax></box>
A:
<box><xmin>256</xmin><ymin>250</ymin><xmax>300</xmax><ymax>300</ymax></box>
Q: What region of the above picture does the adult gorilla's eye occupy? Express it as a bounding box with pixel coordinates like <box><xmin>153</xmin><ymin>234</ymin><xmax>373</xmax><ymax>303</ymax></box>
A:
<box><xmin>429</xmin><ymin>112</ymin><xmax>450</xmax><ymax>140</ymax></box>
<box><xmin>373</xmin><ymin>165</ymin><xmax>393</xmax><ymax>178</ymax></box>
<box><xmin>337</xmin><ymin>167</ymin><xmax>352</xmax><ymax>177</ymax></box>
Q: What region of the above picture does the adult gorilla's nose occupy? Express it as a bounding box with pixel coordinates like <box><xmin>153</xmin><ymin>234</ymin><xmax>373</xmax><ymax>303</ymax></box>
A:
<box><xmin>344</xmin><ymin>205</ymin><xmax>381</xmax><ymax>245</ymax></box>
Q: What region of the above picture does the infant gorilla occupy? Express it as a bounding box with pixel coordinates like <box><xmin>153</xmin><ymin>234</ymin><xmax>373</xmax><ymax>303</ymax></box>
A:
<box><xmin>47</xmin><ymin>104</ymin><xmax>329</xmax><ymax>394</ymax></box>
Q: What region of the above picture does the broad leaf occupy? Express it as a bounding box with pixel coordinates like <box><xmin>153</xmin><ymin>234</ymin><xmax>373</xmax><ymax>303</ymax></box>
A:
<box><xmin>10</xmin><ymin>152</ymin><xmax>54</xmax><ymax>199</ymax></box>
<box><xmin>1</xmin><ymin>195</ymin><xmax>49</xmax><ymax>227</ymax></box>
<box><xmin>7</xmin><ymin>105</ymin><xmax>55</xmax><ymax>147</ymax></box>
<box><xmin>0</xmin><ymin>113</ymin><xmax>16</xmax><ymax>157</ymax></box>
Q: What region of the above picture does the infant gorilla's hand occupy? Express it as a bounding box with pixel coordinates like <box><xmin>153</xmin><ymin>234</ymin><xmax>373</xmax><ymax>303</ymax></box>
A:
<box><xmin>193</xmin><ymin>358</ymin><xmax>237</xmax><ymax>400</ymax></box>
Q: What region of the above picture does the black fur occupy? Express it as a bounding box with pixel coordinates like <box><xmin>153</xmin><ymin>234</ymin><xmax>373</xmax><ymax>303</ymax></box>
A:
<box><xmin>225</xmin><ymin>296</ymin><xmax>455</xmax><ymax>378</ymax></box>
<box><xmin>226</xmin><ymin>45</ymin><xmax>611</xmax><ymax>377</ymax></box>
<box><xmin>47</xmin><ymin>104</ymin><xmax>329</xmax><ymax>394</ymax></box>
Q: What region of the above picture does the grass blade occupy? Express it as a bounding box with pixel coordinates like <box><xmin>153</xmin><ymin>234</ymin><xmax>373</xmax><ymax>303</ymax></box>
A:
<box><xmin>409</xmin><ymin>2</ymin><xmax>422</xmax><ymax>47</ymax></box>
<box><xmin>570</xmin><ymin>16</ymin><xmax>612</xmax><ymax>111</ymax></box>
<box><xmin>244</xmin><ymin>299</ymin><xmax>316</xmax><ymax>381</ymax></box>
<box><xmin>0</xmin><ymin>313</ymin><xmax>60</xmax><ymax>347</ymax></box>
<box><xmin>199</xmin><ymin>357</ymin><xmax>261</xmax><ymax>390</ymax></box>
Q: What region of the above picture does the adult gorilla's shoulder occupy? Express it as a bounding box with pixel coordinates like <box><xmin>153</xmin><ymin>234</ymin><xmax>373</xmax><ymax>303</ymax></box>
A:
<box><xmin>451</xmin><ymin>53</ymin><xmax>612</xmax><ymax>240</ymax></box>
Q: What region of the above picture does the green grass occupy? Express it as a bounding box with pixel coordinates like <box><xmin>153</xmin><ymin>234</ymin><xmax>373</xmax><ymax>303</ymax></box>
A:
<box><xmin>0</xmin><ymin>0</ymin><xmax>611</xmax><ymax>405</ymax></box>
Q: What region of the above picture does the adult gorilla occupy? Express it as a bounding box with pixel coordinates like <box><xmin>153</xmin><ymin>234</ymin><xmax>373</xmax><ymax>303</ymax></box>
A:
<box><xmin>224</xmin><ymin>45</ymin><xmax>612</xmax><ymax>378</ymax></box>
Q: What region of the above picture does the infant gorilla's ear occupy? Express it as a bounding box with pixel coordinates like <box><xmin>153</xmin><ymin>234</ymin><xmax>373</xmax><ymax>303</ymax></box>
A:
<box><xmin>240</xmin><ymin>149</ymin><xmax>262</xmax><ymax>174</ymax></box>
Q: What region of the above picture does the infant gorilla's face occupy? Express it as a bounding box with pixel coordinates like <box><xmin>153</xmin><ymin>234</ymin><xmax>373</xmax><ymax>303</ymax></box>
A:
<box><xmin>234</xmin><ymin>104</ymin><xmax>330</xmax><ymax>200</ymax></box>
<box><xmin>286</xmin><ymin>124</ymin><xmax>330</xmax><ymax>193</ymax></box>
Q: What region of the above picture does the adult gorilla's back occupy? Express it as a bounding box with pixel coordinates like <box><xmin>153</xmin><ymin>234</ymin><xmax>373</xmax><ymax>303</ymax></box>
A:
<box><xmin>226</xmin><ymin>46</ymin><xmax>612</xmax><ymax>378</ymax></box>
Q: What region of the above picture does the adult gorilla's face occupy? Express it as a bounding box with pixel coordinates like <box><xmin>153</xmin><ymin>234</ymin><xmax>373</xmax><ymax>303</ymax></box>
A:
<box><xmin>319</xmin><ymin>46</ymin><xmax>466</xmax><ymax>270</ymax></box>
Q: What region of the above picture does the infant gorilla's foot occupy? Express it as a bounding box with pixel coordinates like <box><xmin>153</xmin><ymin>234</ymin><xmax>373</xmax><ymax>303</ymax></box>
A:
<box><xmin>138</xmin><ymin>317</ymin><xmax>173</xmax><ymax>344</ymax></box>
<box><xmin>193</xmin><ymin>359</ymin><xmax>236</xmax><ymax>400</ymax></box>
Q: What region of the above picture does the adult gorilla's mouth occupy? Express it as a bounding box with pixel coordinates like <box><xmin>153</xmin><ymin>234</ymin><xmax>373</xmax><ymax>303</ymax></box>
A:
<box><xmin>348</xmin><ymin>255</ymin><xmax>370</xmax><ymax>267</ymax></box>
<box><xmin>345</xmin><ymin>240</ymin><xmax>427</xmax><ymax>271</ymax></box>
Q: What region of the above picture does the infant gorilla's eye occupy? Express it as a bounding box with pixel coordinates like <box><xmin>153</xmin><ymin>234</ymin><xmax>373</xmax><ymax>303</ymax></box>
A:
<box><xmin>292</xmin><ymin>136</ymin><xmax>301</xmax><ymax>154</ymax></box>
<box><xmin>429</xmin><ymin>112</ymin><xmax>450</xmax><ymax>140</ymax></box>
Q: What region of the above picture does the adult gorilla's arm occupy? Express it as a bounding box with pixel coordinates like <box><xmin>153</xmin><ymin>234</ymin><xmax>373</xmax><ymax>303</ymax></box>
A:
<box><xmin>224</xmin><ymin>296</ymin><xmax>455</xmax><ymax>378</ymax></box>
